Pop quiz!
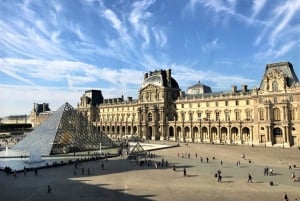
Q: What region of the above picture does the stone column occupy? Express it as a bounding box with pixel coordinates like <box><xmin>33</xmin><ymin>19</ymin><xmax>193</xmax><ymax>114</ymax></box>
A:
<box><xmin>266</xmin><ymin>126</ymin><xmax>272</xmax><ymax>147</ymax></box>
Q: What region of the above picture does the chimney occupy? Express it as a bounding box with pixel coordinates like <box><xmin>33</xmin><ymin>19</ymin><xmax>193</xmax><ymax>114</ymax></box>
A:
<box><xmin>242</xmin><ymin>85</ymin><xmax>247</xmax><ymax>92</ymax></box>
<box><xmin>231</xmin><ymin>85</ymin><xmax>237</xmax><ymax>93</ymax></box>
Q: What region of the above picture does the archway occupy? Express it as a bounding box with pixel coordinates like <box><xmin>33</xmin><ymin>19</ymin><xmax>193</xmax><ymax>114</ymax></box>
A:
<box><xmin>147</xmin><ymin>126</ymin><xmax>152</xmax><ymax>140</ymax></box>
<box><xmin>273</xmin><ymin>127</ymin><xmax>283</xmax><ymax>144</ymax></box>
<box><xmin>221</xmin><ymin>127</ymin><xmax>227</xmax><ymax>143</ymax></box>
<box><xmin>127</xmin><ymin>126</ymin><xmax>131</xmax><ymax>135</ymax></box>
<box><xmin>202</xmin><ymin>127</ymin><xmax>208</xmax><ymax>141</ymax></box>
<box><xmin>231</xmin><ymin>127</ymin><xmax>238</xmax><ymax>144</ymax></box>
<box><xmin>211</xmin><ymin>127</ymin><xmax>217</xmax><ymax>140</ymax></box>
<box><xmin>176</xmin><ymin>126</ymin><xmax>182</xmax><ymax>140</ymax></box>
<box><xmin>192</xmin><ymin>126</ymin><xmax>198</xmax><ymax>142</ymax></box>
<box><xmin>242</xmin><ymin>127</ymin><xmax>250</xmax><ymax>143</ymax></box>
<box><xmin>169</xmin><ymin>126</ymin><xmax>175</xmax><ymax>138</ymax></box>
<box><xmin>133</xmin><ymin>126</ymin><xmax>137</xmax><ymax>134</ymax></box>
<box><xmin>184</xmin><ymin>126</ymin><xmax>190</xmax><ymax>142</ymax></box>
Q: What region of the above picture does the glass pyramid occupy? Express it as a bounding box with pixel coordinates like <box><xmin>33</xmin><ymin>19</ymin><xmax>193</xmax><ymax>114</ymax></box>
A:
<box><xmin>12</xmin><ymin>102</ymin><xmax>119</xmax><ymax>156</ymax></box>
<box><xmin>127</xmin><ymin>142</ymin><xmax>147</xmax><ymax>160</ymax></box>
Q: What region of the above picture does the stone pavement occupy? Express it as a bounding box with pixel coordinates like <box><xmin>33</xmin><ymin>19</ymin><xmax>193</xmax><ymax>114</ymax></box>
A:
<box><xmin>0</xmin><ymin>142</ymin><xmax>299</xmax><ymax>201</ymax></box>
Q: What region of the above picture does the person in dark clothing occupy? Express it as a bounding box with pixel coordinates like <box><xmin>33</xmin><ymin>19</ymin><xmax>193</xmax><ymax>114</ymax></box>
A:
<box><xmin>248</xmin><ymin>173</ymin><xmax>253</xmax><ymax>183</ymax></box>
<box><xmin>47</xmin><ymin>185</ymin><xmax>52</xmax><ymax>194</ymax></box>
<box><xmin>283</xmin><ymin>192</ymin><xmax>288</xmax><ymax>201</ymax></box>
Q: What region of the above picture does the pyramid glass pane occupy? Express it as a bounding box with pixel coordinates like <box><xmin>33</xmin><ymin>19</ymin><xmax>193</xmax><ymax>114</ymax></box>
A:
<box><xmin>12</xmin><ymin>102</ymin><xmax>119</xmax><ymax>156</ymax></box>
<box><xmin>128</xmin><ymin>143</ymin><xmax>147</xmax><ymax>160</ymax></box>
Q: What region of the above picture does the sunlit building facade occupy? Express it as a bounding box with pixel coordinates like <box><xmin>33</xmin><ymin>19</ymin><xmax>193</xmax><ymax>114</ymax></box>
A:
<box><xmin>78</xmin><ymin>62</ymin><xmax>300</xmax><ymax>148</ymax></box>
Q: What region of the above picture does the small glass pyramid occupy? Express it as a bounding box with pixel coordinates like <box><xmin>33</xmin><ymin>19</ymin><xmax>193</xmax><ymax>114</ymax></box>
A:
<box><xmin>127</xmin><ymin>142</ymin><xmax>147</xmax><ymax>160</ymax></box>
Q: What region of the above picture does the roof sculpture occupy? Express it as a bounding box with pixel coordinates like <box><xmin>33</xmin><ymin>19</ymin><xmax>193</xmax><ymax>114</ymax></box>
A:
<box><xmin>12</xmin><ymin>102</ymin><xmax>118</xmax><ymax>156</ymax></box>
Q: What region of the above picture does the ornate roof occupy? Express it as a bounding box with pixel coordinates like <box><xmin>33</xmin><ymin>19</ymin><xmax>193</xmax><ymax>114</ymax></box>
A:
<box><xmin>141</xmin><ymin>69</ymin><xmax>179</xmax><ymax>89</ymax></box>
<box><xmin>186</xmin><ymin>81</ymin><xmax>212</xmax><ymax>95</ymax></box>
<box><xmin>259</xmin><ymin>62</ymin><xmax>299</xmax><ymax>89</ymax></box>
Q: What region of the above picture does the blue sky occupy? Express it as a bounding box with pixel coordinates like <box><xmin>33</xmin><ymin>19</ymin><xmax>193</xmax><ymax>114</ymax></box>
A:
<box><xmin>1</xmin><ymin>0</ymin><xmax>300</xmax><ymax>117</ymax></box>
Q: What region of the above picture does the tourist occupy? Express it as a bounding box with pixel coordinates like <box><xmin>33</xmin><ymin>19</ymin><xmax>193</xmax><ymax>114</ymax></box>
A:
<box><xmin>291</xmin><ymin>172</ymin><xmax>296</xmax><ymax>182</ymax></box>
<box><xmin>217</xmin><ymin>173</ymin><xmax>222</xmax><ymax>182</ymax></box>
<box><xmin>283</xmin><ymin>192</ymin><xmax>288</xmax><ymax>201</ymax></box>
<box><xmin>269</xmin><ymin>168</ymin><xmax>273</xmax><ymax>176</ymax></box>
<box><xmin>220</xmin><ymin>160</ymin><xmax>223</xmax><ymax>168</ymax></box>
<box><xmin>183</xmin><ymin>167</ymin><xmax>187</xmax><ymax>177</ymax></box>
<box><xmin>248</xmin><ymin>173</ymin><xmax>253</xmax><ymax>183</ymax></box>
<box><xmin>47</xmin><ymin>185</ymin><xmax>52</xmax><ymax>194</ymax></box>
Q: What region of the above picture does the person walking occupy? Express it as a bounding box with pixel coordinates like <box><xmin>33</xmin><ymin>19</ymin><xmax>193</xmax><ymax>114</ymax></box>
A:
<box><xmin>47</xmin><ymin>185</ymin><xmax>52</xmax><ymax>194</ymax></box>
<box><xmin>248</xmin><ymin>173</ymin><xmax>253</xmax><ymax>183</ymax></box>
<box><xmin>183</xmin><ymin>167</ymin><xmax>187</xmax><ymax>177</ymax></box>
<box><xmin>283</xmin><ymin>192</ymin><xmax>288</xmax><ymax>201</ymax></box>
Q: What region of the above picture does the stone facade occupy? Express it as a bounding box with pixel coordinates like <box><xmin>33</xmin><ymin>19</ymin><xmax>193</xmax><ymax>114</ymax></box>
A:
<box><xmin>78</xmin><ymin>62</ymin><xmax>300</xmax><ymax>148</ymax></box>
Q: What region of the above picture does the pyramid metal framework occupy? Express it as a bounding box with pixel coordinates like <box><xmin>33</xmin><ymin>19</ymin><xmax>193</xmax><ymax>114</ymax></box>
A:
<box><xmin>12</xmin><ymin>102</ymin><xmax>118</xmax><ymax>156</ymax></box>
<box><xmin>127</xmin><ymin>142</ymin><xmax>147</xmax><ymax>160</ymax></box>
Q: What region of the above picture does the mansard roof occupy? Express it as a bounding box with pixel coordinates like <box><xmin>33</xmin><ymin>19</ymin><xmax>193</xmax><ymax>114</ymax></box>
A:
<box><xmin>141</xmin><ymin>69</ymin><xmax>179</xmax><ymax>89</ymax></box>
<box><xmin>186</xmin><ymin>81</ymin><xmax>212</xmax><ymax>95</ymax></box>
<box><xmin>259</xmin><ymin>61</ymin><xmax>299</xmax><ymax>89</ymax></box>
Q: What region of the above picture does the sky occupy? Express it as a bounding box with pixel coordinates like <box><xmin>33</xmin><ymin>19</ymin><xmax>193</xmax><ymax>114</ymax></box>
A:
<box><xmin>1</xmin><ymin>0</ymin><xmax>300</xmax><ymax>117</ymax></box>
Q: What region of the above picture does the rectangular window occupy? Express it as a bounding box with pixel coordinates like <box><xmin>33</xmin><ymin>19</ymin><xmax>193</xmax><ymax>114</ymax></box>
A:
<box><xmin>189</xmin><ymin>113</ymin><xmax>193</xmax><ymax>121</ymax></box>
<box><xmin>225</xmin><ymin>101</ymin><xmax>228</xmax><ymax>106</ymax></box>
<box><xmin>259</xmin><ymin>110</ymin><xmax>264</xmax><ymax>120</ymax></box>
<box><xmin>246</xmin><ymin>111</ymin><xmax>251</xmax><ymax>120</ymax></box>
<box><xmin>206</xmin><ymin>113</ymin><xmax>210</xmax><ymax>120</ymax></box>
<box><xmin>206</xmin><ymin>102</ymin><xmax>209</xmax><ymax>107</ymax></box>
<box><xmin>235</xmin><ymin>112</ymin><xmax>240</xmax><ymax>121</ymax></box>
<box><xmin>235</xmin><ymin>100</ymin><xmax>239</xmax><ymax>106</ymax></box>
<box><xmin>198</xmin><ymin>113</ymin><xmax>202</xmax><ymax>119</ymax></box>
<box><xmin>225</xmin><ymin>112</ymin><xmax>230</xmax><ymax>121</ymax></box>
<box><xmin>182</xmin><ymin>104</ymin><xmax>184</xmax><ymax>108</ymax></box>
<box><xmin>215</xmin><ymin>102</ymin><xmax>219</xmax><ymax>107</ymax></box>
<box><xmin>216</xmin><ymin>112</ymin><xmax>220</xmax><ymax>121</ymax></box>
<box><xmin>246</xmin><ymin>100</ymin><xmax>249</xmax><ymax>105</ymax></box>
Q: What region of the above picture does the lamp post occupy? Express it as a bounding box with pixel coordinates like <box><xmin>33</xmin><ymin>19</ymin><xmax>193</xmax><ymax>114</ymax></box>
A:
<box><xmin>198</xmin><ymin>117</ymin><xmax>202</xmax><ymax>143</ymax></box>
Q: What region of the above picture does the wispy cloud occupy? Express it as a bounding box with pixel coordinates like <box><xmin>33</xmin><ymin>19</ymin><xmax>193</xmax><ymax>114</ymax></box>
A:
<box><xmin>251</xmin><ymin>0</ymin><xmax>267</xmax><ymax>19</ymax></box>
<box><xmin>269</xmin><ymin>1</ymin><xmax>300</xmax><ymax>46</ymax></box>
<box><xmin>201</xmin><ymin>39</ymin><xmax>219</xmax><ymax>52</ymax></box>
<box><xmin>129</xmin><ymin>0</ymin><xmax>155</xmax><ymax>48</ymax></box>
<box><xmin>254</xmin><ymin>1</ymin><xmax>300</xmax><ymax>60</ymax></box>
<box><xmin>152</xmin><ymin>26</ymin><xmax>167</xmax><ymax>48</ymax></box>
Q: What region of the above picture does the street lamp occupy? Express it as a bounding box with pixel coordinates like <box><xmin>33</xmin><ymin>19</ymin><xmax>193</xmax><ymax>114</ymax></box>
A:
<box><xmin>198</xmin><ymin>117</ymin><xmax>202</xmax><ymax>143</ymax></box>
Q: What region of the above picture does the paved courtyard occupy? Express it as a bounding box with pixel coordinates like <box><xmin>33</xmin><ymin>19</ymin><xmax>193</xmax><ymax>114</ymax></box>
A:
<box><xmin>0</xmin><ymin>142</ymin><xmax>299</xmax><ymax>201</ymax></box>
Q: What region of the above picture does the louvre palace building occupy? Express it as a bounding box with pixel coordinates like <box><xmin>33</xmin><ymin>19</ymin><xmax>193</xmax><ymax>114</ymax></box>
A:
<box><xmin>77</xmin><ymin>61</ymin><xmax>300</xmax><ymax>148</ymax></box>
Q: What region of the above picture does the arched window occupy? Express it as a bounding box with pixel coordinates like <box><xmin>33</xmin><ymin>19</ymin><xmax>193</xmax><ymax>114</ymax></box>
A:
<box><xmin>273</xmin><ymin>108</ymin><xmax>281</xmax><ymax>121</ymax></box>
<box><xmin>148</xmin><ymin>113</ymin><xmax>152</xmax><ymax>122</ymax></box>
<box><xmin>272</xmin><ymin>81</ymin><xmax>278</xmax><ymax>92</ymax></box>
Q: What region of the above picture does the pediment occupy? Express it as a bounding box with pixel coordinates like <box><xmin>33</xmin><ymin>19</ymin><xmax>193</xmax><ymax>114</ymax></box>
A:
<box><xmin>140</xmin><ymin>84</ymin><xmax>161</xmax><ymax>92</ymax></box>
